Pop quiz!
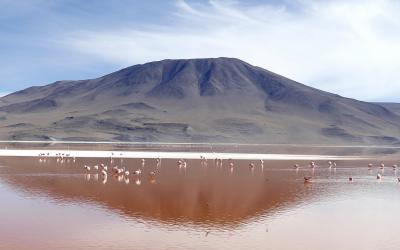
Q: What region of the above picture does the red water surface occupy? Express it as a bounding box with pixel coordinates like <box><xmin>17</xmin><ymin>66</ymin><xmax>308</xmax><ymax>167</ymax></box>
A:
<box><xmin>0</xmin><ymin>156</ymin><xmax>399</xmax><ymax>250</ymax></box>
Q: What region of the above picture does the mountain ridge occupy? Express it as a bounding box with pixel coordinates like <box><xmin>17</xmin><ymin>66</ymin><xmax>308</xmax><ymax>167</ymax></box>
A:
<box><xmin>0</xmin><ymin>57</ymin><xmax>399</xmax><ymax>144</ymax></box>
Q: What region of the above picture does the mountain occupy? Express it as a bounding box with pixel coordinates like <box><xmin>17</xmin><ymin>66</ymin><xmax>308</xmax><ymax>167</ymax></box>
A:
<box><xmin>0</xmin><ymin>57</ymin><xmax>399</xmax><ymax>144</ymax></box>
<box><xmin>378</xmin><ymin>103</ymin><xmax>400</xmax><ymax>116</ymax></box>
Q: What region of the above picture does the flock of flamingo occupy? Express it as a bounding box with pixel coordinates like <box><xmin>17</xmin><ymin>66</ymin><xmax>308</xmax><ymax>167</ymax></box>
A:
<box><xmin>37</xmin><ymin>152</ymin><xmax>400</xmax><ymax>185</ymax></box>
<box><xmin>301</xmin><ymin>161</ymin><xmax>400</xmax><ymax>183</ymax></box>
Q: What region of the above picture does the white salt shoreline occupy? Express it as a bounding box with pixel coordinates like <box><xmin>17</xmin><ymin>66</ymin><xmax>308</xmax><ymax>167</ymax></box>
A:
<box><xmin>0</xmin><ymin>149</ymin><xmax>366</xmax><ymax>160</ymax></box>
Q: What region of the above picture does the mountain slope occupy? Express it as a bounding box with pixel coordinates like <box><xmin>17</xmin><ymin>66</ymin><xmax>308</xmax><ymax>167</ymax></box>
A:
<box><xmin>378</xmin><ymin>103</ymin><xmax>400</xmax><ymax>116</ymax></box>
<box><xmin>0</xmin><ymin>57</ymin><xmax>399</xmax><ymax>144</ymax></box>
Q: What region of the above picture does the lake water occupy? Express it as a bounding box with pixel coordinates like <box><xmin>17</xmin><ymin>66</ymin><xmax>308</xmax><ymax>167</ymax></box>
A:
<box><xmin>1</xmin><ymin>155</ymin><xmax>400</xmax><ymax>250</ymax></box>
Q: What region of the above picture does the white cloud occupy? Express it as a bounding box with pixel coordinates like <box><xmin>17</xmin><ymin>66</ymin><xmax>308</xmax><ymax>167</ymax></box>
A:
<box><xmin>63</xmin><ymin>0</ymin><xmax>400</xmax><ymax>102</ymax></box>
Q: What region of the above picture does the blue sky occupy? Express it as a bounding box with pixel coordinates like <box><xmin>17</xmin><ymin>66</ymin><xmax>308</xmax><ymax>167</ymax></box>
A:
<box><xmin>0</xmin><ymin>0</ymin><xmax>399</xmax><ymax>102</ymax></box>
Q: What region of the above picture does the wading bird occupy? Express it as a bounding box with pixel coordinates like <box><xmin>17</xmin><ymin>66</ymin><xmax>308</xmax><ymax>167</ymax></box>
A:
<box><xmin>249</xmin><ymin>163</ymin><xmax>255</xmax><ymax>170</ymax></box>
<box><xmin>84</xmin><ymin>165</ymin><xmax>91</xmax><ymax>172</ymax></box>
<box><xmin>229</xmin><ymin>162</ymin><xmax>234</xmax><ymax>173</ymax></box>
<box><xmin>149</xmin><ymin>171</ymin><xmax>157</xmax><ymax>178</ymax></box>
<box><xmin>304</xmin><ymin>176</ymin><xmax>312</xmax><ymax>183</ymax></box>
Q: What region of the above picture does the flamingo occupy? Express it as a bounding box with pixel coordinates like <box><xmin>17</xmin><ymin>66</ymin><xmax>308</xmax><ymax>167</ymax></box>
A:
<box><xmin>249</xmin><ymin>163</ymin><xmax>255</xmax><ymax>170</ymax></box>
<box><xmin>112</xmin><ymin>166</ymin><xmax>119</xmax><ymax>175</ymax></box>
<box><xmin>294</xmin><ymin>164</ymin><xmax>299</xmax><ymax>169</ymax></box>
<box><xmin>102</xmin><ymin>174</ymin><xmax>107</xmax><ymax>184</ymax></box>
<box><xmin>134</xmin><ymin>169</ymin><xmax>142</xmax><ymax>175</ymax></box>
<box><xmin>304</xmin><ymin>176</ymin><xmax>312</xmax><ymax>183</ymax></box>
<box><xmin>377</xmin><ymin>174</ymin><xmax>382</xmax><ymax>180</ymax></box>
<box><xmin>229</xmin><ymin>163</ymin><xmax>234</xmax><ymax>173</ymax></box>
<box><xmin>113</xmin><ymin>166</ymin><xmax>124</xmax><ymax>175</ymax></box>
<box><xmin>84</xmin><ymin>165</ymin><xmax>91</xmax><ymax>172</ymax></box>
<box><xmin>178</xmin><ymin>160</ymin><xmax>187</xmax><ymax>168</ymax></box>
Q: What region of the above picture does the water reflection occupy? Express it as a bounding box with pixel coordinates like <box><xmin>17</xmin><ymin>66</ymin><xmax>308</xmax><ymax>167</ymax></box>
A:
<box><xmin>0</xmin><ymin>157</ymin><xmax>313</xmax><ymax>227</ymax></box>
<box><xmin>0</xmin><ymin>156</ymin><xmax>399</xmax><ymax>250</ymax></box>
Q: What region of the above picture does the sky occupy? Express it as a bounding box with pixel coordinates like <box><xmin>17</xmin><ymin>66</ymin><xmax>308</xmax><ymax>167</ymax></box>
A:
<box><xmin>0</xmin><ymin>0</ymin><xmax>399</xmax><ymax>102</ymax></box>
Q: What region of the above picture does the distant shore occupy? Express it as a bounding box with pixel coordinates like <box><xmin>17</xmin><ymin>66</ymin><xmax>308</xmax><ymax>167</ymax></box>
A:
<box><xmin>0</xmin><ymin>149</ymin><xmax>367</xmax><ymax>160</ymax></box>
<box><xmin>1</xmin><ymin>140</ymin><xmax>400</xmax><ymax>148</ymax></box>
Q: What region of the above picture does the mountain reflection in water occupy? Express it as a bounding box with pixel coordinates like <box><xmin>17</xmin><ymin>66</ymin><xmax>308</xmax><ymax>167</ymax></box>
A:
<box><xmin>0</xmin><ymin>156</ymin><xmax>399</xmax><ymax>250</ymax></box>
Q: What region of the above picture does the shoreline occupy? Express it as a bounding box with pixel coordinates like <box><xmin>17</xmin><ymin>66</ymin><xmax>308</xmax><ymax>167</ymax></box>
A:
<box><xmin>0</xmin><ymin>140</ymin><xmax>400</xmax><ymax>148</ymax></box>
<box><xmin>0</xmin><ymin>149</ymin><xmax>368</xmax><ymax>160</ymax></box>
